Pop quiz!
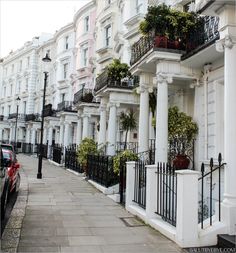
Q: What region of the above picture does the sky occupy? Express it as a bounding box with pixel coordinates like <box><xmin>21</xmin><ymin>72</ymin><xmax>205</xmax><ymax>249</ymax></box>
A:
<box><xmin>0</xmin><ymin>0</ymin><xmax>89</xmax><ymax>58</ymax></box>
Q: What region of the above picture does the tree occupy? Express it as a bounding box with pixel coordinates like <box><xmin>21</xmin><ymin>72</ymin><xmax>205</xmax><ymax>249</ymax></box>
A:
<box><xmin>120</xmin><ymin>110</ymin><xmax>137</xmax><ymax>150</ymax></box>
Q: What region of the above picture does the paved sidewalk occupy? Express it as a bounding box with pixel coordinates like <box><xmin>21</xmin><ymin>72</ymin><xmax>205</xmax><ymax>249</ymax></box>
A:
<box><xmin>4</xmin><ymin>154</ymin><xmax>185</xmax><ymax>253</ymax></box>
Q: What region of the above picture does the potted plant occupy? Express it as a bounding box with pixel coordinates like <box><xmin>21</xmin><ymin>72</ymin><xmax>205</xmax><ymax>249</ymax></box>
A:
<box><xmin>107</xmin><ymin>59</ymin><xmax>132</xmax><ymax>85</ymax></box>
<box><xmin>77</xmin><ymin>138</ymin><xmax>98</xmax><ymax>175</ymax></box>
<box><xmin>168</xmin><ymin>106</ymin><xmax>198</xmax><ymax>169</ymax></box>
<box><xmin>139</xmin><ymin>4</ymin><xmax>202</xmax><ymax>50</ymax></box>
<box><xmin>113</xmin><ymin>150</ymin><xmax>138</xmax><ymax>175</ymax></box>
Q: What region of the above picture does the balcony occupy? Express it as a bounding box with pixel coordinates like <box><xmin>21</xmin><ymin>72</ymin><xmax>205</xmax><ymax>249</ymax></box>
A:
<box><xmin>25</xmin><ymin>113</ymin><xmax>41</xmax><ymax>122</ymax></box>
<box><xmin>94</xmin><ymin>70</ymin><xmax>139</xmax><ymax>93</ymax></box>
<box><xmin>57</xmin><ymin>101</ymin><xmax>74</xmax><ymax>112</ymax></box>
<box><xmin>73</xmin><ymin>89</ymin><xmax>94</xmax><ymax>105</ymax></box>
<box><xmin>0</xmin><ymin>115</ymin><xmax>4</xmax><ymax>121</ymax></box>
<box><xmin>130</xmin><ymin>16</ymin><xmax>219</xmax><ymax>65</ymax></box>
<box><xmin>8</xmin><ymin>113</ymin><xmax>25</xmax><ymax>120</ymax></box>
<box><xmin>43</xmin><ymin>104</ymin><xmax>56</xmax><ymax>117</ymax></box>
<box><xmin>181</xmin><ymin>16</ymin><xmax>219</xmax><ymax>60</ymax></box>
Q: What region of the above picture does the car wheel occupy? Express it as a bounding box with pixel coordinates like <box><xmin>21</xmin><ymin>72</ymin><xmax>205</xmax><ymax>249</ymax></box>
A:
<box><xmin>1</xmin><ymin>182</ymin><xmax>9</xmax><ymax>220</ymax></box>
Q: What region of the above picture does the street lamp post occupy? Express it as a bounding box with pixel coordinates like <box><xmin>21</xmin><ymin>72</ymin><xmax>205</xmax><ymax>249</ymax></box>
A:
<box><xmin>37</xmin><ymin>53</ymin><xmax>51</xmax><ymax>179</ymax></box>
<box><xmin>14</xmin><ymin>96</ymin><xmax>21</xmax><ymax>152</ymax></box>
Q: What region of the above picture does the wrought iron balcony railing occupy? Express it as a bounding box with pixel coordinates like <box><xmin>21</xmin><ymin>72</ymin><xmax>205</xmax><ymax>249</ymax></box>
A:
<box><xmin>182</xmin><ymin>16</ymin><xmax>219</xmax><ymax>60</ymax></box>
<box><xmin>73</xmin><ymin>88</ymin><xmax>94</xmax><ymax>105</ymax></box>
<box><xmin>43</xmin><ymin>104</ymin><xmax>57</xmax><ymax>117</ymax></box>
<box><xmin>8</xmin><ymin>113</ymin><xmax>25</xmax><ymax>120</ymax></box>
<box><xmin>25</xmin><ymin>113</ymin><xmax>41</xmax><ymax>122</ymax></box>
<box><xmin>0</xmin><ymin>115</ymin><xmax>4</xmax><ymax>121</ymax></box>
<box><xmin>57</xmin><ymin>101</ymin><xmax>74</xmax><ymax>112</ymax></box>
<box><xmin>94</xmin><ymin>70</ymin><xmax>140</xmax><ymax>93</ymax></box>
<box><xmin>130</xmin><ymin>16</ymin><xmax>219</xmax><ymax>65</ymax></box>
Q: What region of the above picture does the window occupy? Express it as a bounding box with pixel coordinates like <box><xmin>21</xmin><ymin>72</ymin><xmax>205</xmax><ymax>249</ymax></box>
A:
<box><xmin>105</xmin><ymin>0</ymin><xmax>111</xmax><ymax>6</ymax></box>
<box><xmin>84</xmin><ymin>16</ymin><xmax>89</xmax><ymax>32</ymax></box>
<box><xmin>61</xmin><ymin>93</ymin><xmax>65</xmax><ymax>102</ymax></box>
<box><xmin>8</xmin><ymin>105</ymin><xmax>11</xmax><ymax>115</ymax></box>
<box><xmin>19</xmin><ymin>60</ymin><xmax>22</xmax><ymax>71</ymax></box>
<box><xmin>1</xmin><ymin>107</ymin><xmax>4</xmax><ymax>115</ymax></box>
<box><xmin>10</xmin><ymin>84</ymin><xmax>13</xmax><ymax>95</ymax></box>
<box><xmin>65</xmin><ymin>36</ymin><xmax>69</xmax><ymax>50</ymax></box>
<box><xmin>4</xmin><ymin>87</ymin><xmax>6</xmax><ymax>97</ymax></box>
<box><xmin>27</xmin><ymin>57</ymin><xmax>30</xmax><ymax>67</ymax></box>
<box><xmin>17</xmin><ymin>81</ymin><xmax>21</xmax><ymax>94</ymax></box>
<box><xmin>11</xmin><ymin>64</ymin><xmax>14</xmax><ymax>73</ymax></box>
<box><xmin>23</xmin><ymin>101</ymin><xmax>27</xmax><ymax>114</ymax></box>
<box><xmin>63</xmin><ymin>63</ymin><xmax>68</xmax><ymax>79</ymax></box>
<box><xmin>82</xmin><ymin>47</ymin><xmax>88</xmax><ymax>67</ymax></box>
<box><xmin>136</xmin><ymin>0</ymin><xmax>143</xmax><ymax>13</ymax></box>
<box><xmin>105</xmin><ymin>25</ymin><xmax>111</xmax><ymax>47</ymax></box>
<box><xmin>25</xmin><ymin>78</ymin><xmax>28</xmax><ymax>91</ymax></box>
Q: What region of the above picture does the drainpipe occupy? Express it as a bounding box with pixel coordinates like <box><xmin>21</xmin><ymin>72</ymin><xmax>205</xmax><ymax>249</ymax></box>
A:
<box><xmin>203</xmin><ymin>63</ymin><xmax>212</xmax><ymax>161</ymax></box>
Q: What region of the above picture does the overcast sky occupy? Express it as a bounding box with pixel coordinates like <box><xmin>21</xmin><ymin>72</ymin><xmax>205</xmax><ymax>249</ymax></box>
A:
<box><xmin>0</xmin><ymin>0</ymin><xmax>89</xmax><ymax>58</ymax></box>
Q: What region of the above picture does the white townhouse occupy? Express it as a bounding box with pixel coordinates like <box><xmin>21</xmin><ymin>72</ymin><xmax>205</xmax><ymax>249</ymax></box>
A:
<box><xmin>93</xmin><ymin>0</ymin><xmax>141</xmax><ymax>155</ymax></box>
<box><xmin>73</xmin><ymin>1</ymin><xmax>100</xmax><ymax>145</ymax></box>
<box><xmin>0</xmin><ymin>33</ymin><xmax>53</xmax><ymax>148</ymax></box>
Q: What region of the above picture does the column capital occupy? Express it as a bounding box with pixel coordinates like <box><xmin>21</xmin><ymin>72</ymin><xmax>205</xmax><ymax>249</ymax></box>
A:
<box><xmin>99</xmin><ymin>104</ymin><xmax>107</xmax><ymax>112</ymax></box>
<box><xmin>155</xmin><ymin>73</ymin><xmax>173</xmax><ymax>84</ymax></box>
<box><xmin>190</xmin><ymin>79</ymin><xmax>203</xmax><ymax>88</ymax></box>
<box><xmin>216</xmin><ymin>35</ymin><xmax>236</xmax><ymax>52</ymax></box>
<box><xmin>108</xmin><ymin>102</ymin><xmax>120</xmax><ymax>108</ymax></box>
<box><xmin>137</xmin><ymin>83</ymin><xmax>153</xmax><ymax>94</ymax></box>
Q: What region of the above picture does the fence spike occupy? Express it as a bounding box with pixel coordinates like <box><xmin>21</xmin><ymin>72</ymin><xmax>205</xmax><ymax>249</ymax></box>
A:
<box><xmin>218</xmin><ymin>153</ymin><xmax>222</xmax><ymax>164</ymax></box>
<box><xmin>201</xmin><ymin>163</ymin><xmax>205</xmax><ymax>173</ymax></box>
<box><xmin>210</xmin><ymin>157</ymin><xmax>214</xmax><ymax>168</ymax></box>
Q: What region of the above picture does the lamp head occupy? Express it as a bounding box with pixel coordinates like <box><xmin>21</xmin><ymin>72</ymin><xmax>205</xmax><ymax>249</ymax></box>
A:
<box><xmin>42</xmin><ymin>53</ymin><xmax>51</xmax><ymax>63</ymax></box>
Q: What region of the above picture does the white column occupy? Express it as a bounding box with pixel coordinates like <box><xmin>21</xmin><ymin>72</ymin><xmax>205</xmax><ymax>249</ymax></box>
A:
<box><xmin>47</xmin><ymin>126</ymin><xmax>53</xmax><ymax>158</ymax></box>
<box><xmin>217</xmin><ymin>35</ymin><xmax>236</xmax><ymax>234</ymax></box>
<box><xmin>98</xmin><ymin>104</ymin><xmax>107</xmax><ymax>146</ymax></box>
<box><xmin>107</xmin><ymin>103</ymin><xmax>118</xmax><ymax>156</ymax></box>
<box><xmin>125</xmin><ymin>161</ymin><xmax>136</xmax><ymax>211</ymax></box>
<box><xmin>82</xmin><ymin>114</ymin><xmax>89</xmax><ymax>139</ymax></box>
<box><xmin>9</xmin><ymin>125</ymin><xmax>13</xmax><ymax>142</ymax></box>
<box><xmin>26</xmin><ymin>127</ymin><xmax>30</xmax><ymax>143</ymax></box>
<box><xmin>31</xmin><ymin>128</ymin><xmax>36</xmax><ymax>144</ymax></box>
<box><xmin>175</xmin><ymin>170</ymin><xmax>199</xmax><ymax>248</ymax></box>
<box><xmin>155</xmin><ymin>74</ymin><xmax>172</xmax><ymax>163</ymax></box>
<box><xmin>138</xmin><ymin>84</ymin><xmax>150</xmax><ymax>153</ymax></box>
<box><xmin>59</xmin><ymin>124</ymin><xmax>64</xmax><ymax>145</ymax></box>
<box><xmin>64</xmin><ymin>122</ymin><xmax>70</xmax><ymax>147</ymax></box>
<box><xmin>76</xmin><ymin>117</ymin><xmax>82</xmax><ymax>145</ymax></box>
<box><xmin>43</xmin><ymin>128</ymin><xmax>47</xmax><ymax>144</ymax></box>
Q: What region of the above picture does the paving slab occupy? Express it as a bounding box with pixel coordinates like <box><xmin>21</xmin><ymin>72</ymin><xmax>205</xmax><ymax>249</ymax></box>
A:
<box><xmin>1</xmin><ymin>154</ymin><xmax>186</xmax><ymax>253</ymax></box>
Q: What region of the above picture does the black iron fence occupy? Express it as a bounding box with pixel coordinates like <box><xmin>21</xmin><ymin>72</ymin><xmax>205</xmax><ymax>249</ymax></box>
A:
<box><xmin>119</xmin><ymin>158</ymin><xmax>127</xmax><ymax>206</ymax></box>
<box><xmin>156</xmin><ymin>162</ymin><xmax>177</xmax><ymax>226</ymax></box>
<box><xmin>65</xmin><ymin>145</ymin><xmax>83</xmax><ymax>173</ymax></box>
<box><xmin>22</xmin><ymin>143</ymin><xmax>33</xmax><ymax>154</ymax></box>
<box><xmin>87</xmin><ymin>154</ymin><xmax>119</xmax><ymax>188</ymax></box>
<box><xmin>198</xmin><ymin>153</ymin><xmax>225</xmax><ymax>229</ymax></box>
<box><xmin>116</xmin><ymin>142</ymin><xmax>138</xmax><ymax>154</ymax></box>
<box><xmin>51</xmin><ymin>144</ymin><xmax>63</xmax><ymax>164</ymax></box>
<box><xmin>57</xmin><ymin>101</ymin><xmax>74</xmax><ymax>112</ymax></box>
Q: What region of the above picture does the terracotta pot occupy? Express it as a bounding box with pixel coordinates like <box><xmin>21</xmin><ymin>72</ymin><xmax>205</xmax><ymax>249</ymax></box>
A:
<box><xmin>168</xmin><ymin>40</ymin><xmax>180</xmax><ymax>49</ymax></box>
<box><xmin>154</xmin><ymin>36</ymin><xmax>168</xmax><ymax>48</ymax></box>
<box><xmin>173</xmin><ymin>154</ymin><xmax>190</xmax><ymax>170</ymax></box>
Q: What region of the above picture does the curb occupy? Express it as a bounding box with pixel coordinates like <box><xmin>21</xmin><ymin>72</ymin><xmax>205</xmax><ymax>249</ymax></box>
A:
<box><xmin>1</xmin><ymin>167</ymin><xmax>29</xmax><ymax>253</ymax></box>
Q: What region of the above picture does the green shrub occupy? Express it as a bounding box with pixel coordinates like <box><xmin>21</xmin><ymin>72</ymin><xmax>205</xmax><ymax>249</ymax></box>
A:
<box><xmin>113</xmin><ymin>150</ymin><xmax>138</xmax><ymax>175</ymax></box>
<box><xmin>77</xmin><ymin>138</ymin><xmax>98</xmax><ymax>166</ymax></box>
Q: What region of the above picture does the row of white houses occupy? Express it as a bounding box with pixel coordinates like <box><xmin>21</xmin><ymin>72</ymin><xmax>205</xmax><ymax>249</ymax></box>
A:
<box><xmin>0</xmin><ymin>0</ymin><xmax>236</xmax><ymax>248</ymax></box>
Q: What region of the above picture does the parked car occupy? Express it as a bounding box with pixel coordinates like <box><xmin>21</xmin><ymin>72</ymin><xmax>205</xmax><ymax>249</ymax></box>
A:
<box><xmin>1</xmin><ymin>143</ymin><xmax>15</xmax><ymax>153</ymax></box>
<box><xmin>2</xmin><ymin>149</ymin><xmax>20</xmax><ymax>194</ymax></box>
<box><xmin>0</xmin><ymin>146</ymin><xmax>10</xmax><ymax>220</ymax></box>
